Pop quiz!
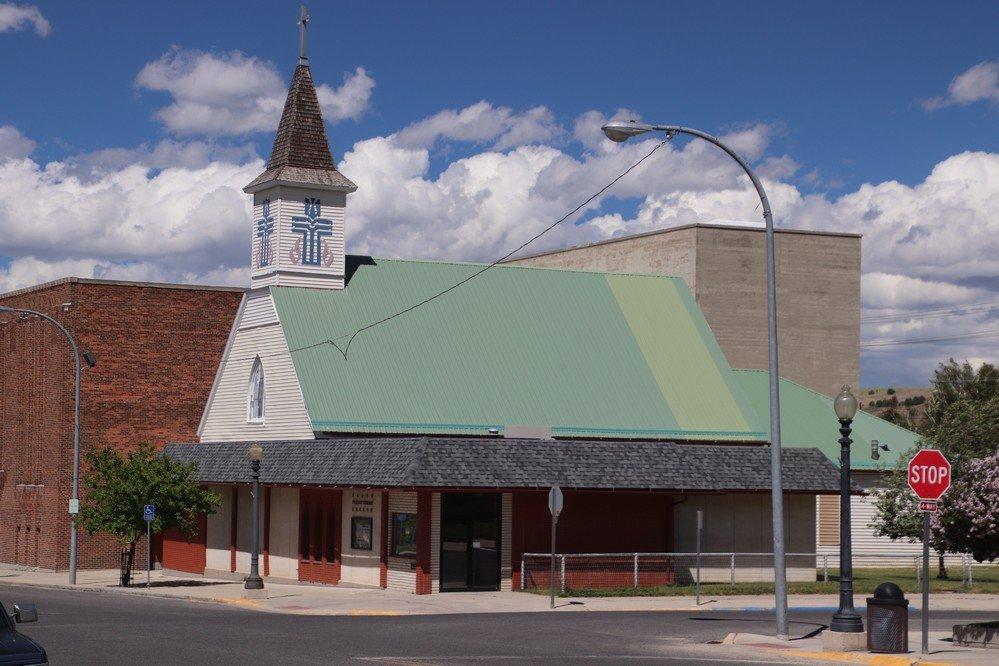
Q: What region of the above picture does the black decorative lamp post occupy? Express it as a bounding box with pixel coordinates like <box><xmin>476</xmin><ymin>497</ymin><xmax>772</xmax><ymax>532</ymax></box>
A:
<box><xmin>244</xmin><ymin>443</ymin><xmax>264</xmax><ymax>591</ymax></box>
<box><xmin>831</xmin><ymin>385</ymin><xmax>863</xmax><ymax>633</ymax></box>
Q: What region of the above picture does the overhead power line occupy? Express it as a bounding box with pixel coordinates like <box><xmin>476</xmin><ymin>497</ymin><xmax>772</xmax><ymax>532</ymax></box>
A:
<box><xmin>290</xmin><ymin>137</ymin><xmax>672</xmax><ymax>360</ymax></box>
<box><xmin>860</xmin><ymin>327</ymin><xmax>999</xmax><ymax>348</ymax></box>
<box><xmin>861</xmin><ymin>297</ymin><xmax>999</xmax><ymax>323</ymax></box>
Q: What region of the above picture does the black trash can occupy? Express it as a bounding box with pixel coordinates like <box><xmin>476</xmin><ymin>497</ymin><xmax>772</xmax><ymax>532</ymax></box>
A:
<box><xmin>867</xmin><ymin>582</ymin><xmax>909</xmax><ymax>653</ymax></box>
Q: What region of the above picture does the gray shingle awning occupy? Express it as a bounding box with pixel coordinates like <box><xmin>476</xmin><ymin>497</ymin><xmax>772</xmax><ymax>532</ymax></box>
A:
<box><xmin>162</xmin><ymin>438</ymin><xmax>840</xmax><ymax>493</ymax></box>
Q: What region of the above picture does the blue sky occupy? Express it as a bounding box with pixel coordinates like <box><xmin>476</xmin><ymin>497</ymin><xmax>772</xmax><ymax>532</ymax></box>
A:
<box><xmin>1</xmin><ymin>0</ymin><xmax>997</xmax><ymax>386</ymax></box>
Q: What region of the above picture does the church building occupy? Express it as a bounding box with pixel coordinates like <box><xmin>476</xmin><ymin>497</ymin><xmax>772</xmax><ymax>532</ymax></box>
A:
<box><xmin>162</xmin><ymin>19</ymin><xmax>914</xmax><ymax>593</ymax></box>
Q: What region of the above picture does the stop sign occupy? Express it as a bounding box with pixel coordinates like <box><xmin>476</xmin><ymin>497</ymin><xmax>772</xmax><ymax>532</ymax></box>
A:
<box><xmin>908</xmin><ymin>449</ymin><xmax>952</xmax><ymax>501</ymax></box>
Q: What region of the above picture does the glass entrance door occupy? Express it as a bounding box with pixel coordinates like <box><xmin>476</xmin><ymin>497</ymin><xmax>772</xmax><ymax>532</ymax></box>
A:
<box><xmin>440</xmin><ymin>492</ymin><xmax>500</xmax><ymax>592</ymax></box>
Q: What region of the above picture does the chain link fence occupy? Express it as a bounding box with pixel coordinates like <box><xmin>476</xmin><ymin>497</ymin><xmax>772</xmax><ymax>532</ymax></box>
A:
<box><xmin>520</xmin><ymin>552</ymin><xmax>992</xmax><ymax>593</ymax></box>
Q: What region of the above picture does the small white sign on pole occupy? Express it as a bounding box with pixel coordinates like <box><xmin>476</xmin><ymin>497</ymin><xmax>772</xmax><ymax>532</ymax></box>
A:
<box><xmin>548</xmin><ymin>486</ymin><xmax>563</xmax><ymax>518</ymax></box>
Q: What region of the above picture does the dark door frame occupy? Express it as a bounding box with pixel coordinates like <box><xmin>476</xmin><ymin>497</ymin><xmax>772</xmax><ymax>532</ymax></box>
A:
<box><xmin>439</xmin><ymin>491</ymin><xmax>501</xmax><ymax>592</ymax></box>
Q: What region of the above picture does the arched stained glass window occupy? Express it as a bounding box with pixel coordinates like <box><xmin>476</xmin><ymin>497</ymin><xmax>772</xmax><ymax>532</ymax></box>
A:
<box><xmin>248</xmin><ymin>357</ymin><xmax>265</xmax><ymax>422</ymax></box>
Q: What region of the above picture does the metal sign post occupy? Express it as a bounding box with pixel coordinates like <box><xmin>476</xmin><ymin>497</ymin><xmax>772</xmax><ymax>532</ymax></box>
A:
<box><xmin>548</xmin><ymin>486</ymin><xmax>563</xmax><ymax>609</ymax></box>
<box><xmin>906</xmin><ymin>449</ymin><xmax>951</xmax><ymax>656</ymax></box>
<box><xmin>143</xmin><ymin>504</ymin><xmax>155</xmax><ymax>588</ymax></box>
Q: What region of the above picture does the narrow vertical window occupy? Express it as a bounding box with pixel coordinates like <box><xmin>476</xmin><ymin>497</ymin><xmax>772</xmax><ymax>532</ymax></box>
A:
<box><xmin>248</xmin><ymin>357</ymin><xmax>265</xmax><ymax>423</ymax></box>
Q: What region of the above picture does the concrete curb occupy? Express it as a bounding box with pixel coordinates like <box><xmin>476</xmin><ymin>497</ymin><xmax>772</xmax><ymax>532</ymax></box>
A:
<box><xmin>782</xmin><ymin>649</ymin><xmax>954</xmax><ymax>666</ymax></box>
<box><xmin>0</xmin><ymin>579</ymin><xmax>246</xmax><ymax>610</ymax></box>
<box><xmin>723</xmin><ymin>633</ymin><xmax>957</xmax><ymax>666</ymax></box>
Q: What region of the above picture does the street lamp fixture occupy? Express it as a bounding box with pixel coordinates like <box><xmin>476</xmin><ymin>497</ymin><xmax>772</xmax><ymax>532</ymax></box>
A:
<box><xmin>245</xmin><ymin>443</ymin><xmax>265</xmax><ymax>591</ymax></box>
<box><xmin>0</xmin><ymin>305</ymin><xmax>95</xmax><ymax>585</ymax></box>
<box><xmin>599</xmin><ymin>119</ymin><xmax>790</xmax><ymax>639</ymax></box>
<box><xmin>831</xmin><ymin>385</ymin><xmax>864</xmax><ymax>634</ymax></box>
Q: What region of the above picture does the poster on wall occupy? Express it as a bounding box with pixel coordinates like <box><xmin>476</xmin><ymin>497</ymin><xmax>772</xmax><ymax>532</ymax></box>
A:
<box><xmin>351</xmin><ymin>516</ymin><xmax>373</xmax><ymax>550</ymax></box>
<box><xmin>392</xmin><ymin>513</ymin><xmax>417</xmax><ymax>557</ymax></box>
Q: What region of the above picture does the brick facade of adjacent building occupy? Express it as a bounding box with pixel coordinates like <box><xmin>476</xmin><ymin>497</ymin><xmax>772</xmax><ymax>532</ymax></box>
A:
<box><xmin>0</xmin><ymin>278</ymin><xmax>242</xmax><ymax>571</ymax></box>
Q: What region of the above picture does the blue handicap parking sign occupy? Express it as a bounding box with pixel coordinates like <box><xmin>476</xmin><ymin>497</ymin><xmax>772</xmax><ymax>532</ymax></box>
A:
<box><xmin>143</xmin><ymin>504</ymin><xmax>155</xmax><ymax>522</ymax></box>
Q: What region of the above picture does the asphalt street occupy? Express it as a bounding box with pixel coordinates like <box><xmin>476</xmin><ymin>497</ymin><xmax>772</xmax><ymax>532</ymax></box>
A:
<box><xmin>1</xmin><ymin>584</ymin><xmax>991</xmax><ymax>664</ymax></box>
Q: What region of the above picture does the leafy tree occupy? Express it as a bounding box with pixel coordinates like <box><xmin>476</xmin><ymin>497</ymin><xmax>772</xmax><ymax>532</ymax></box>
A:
<box><xmin>869</xmin><ymin>360</ymin><xmax>999</xmax><ymax>576</ymax></box>
<box><xmin>932</xmin><ymin>450</ymin><xmax>999</xmax><ymax>562</ymax></box>
<box><xmin>76</xmin><ymin>444</ymin><xmax>220</xmax><ymax>586</ymax></box>
<box><xmin>878</xmin><ymin>396</ymin><xmax>918</xmax><ymax>430</ymax></box>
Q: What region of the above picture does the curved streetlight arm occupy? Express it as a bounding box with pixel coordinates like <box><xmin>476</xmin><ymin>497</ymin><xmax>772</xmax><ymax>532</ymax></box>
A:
<box><xmin>649</xmin><ymin>125</ymin><xmax>774</xmax><ymax>223</ymax></box>
<box><xmin>600</xmin><ymin>121</ymin><xmax>788</xmax><ymax>639</ymax></box>
<box><xmin>0</xmin><ymin>305</ymin><xmax>84</xmax><ymax>585</ymax></box>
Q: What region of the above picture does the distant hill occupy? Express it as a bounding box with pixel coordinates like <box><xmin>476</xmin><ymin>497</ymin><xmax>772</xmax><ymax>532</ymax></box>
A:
<box><xmin>859</xmin><ymin>386</ymin><xmax>931</xmax><ymax>424</ymax></box>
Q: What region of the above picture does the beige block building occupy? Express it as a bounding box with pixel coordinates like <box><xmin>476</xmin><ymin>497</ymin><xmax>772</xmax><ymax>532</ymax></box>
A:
<box><xmin>507</xmin><ymin>223</ymin><xmax>861</xmax><ymax>398</ymax></box>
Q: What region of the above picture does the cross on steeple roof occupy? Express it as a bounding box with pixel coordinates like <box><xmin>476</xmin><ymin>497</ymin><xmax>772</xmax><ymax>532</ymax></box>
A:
<box><xmin>244</xmin><ymin>5</ymin><xmax>356</xmax><ymax>194</ymax></box>
<box><xmin>298</xmin><ymin>4</ymin><xmax>309</xmax><ymax>65</ymax></box>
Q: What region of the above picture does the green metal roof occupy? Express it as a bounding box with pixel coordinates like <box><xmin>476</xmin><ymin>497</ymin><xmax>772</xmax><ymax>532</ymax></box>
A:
<box><xmin>270</xmin><ymin>258</ymin><xmax>765</xmax><ymax>440</ymax></box>
<box><xmin>732</xmin><ymin>369</ymin><xmax>919</xmax><ymax>469</ymax></box>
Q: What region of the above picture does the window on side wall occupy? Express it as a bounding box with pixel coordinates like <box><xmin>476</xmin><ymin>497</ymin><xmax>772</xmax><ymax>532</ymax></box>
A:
<box><xmin>248</xmin><ymin>357</ymin><xmax>265</xmax><ymax>423</ymax></box>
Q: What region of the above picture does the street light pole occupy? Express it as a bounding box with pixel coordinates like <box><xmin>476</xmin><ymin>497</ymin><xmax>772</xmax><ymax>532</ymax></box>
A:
<box><xmin>831</xmin><ymin>385</ymin><xmax>863</xmax><ymax>633</ymax></box>
<box><xmin>245</xmin><ymin>443</ymin><xmax>264</xmax><ymax>590</ymax></box>
<box><xmin>0</xmin><ymin>305</ymin><xmax>94</xmax><ymax>585</ymax></box>
<box><xmin>602</xmin><ymin>120</ymin><xmax>789</xmax><ymax>638</ymax></box>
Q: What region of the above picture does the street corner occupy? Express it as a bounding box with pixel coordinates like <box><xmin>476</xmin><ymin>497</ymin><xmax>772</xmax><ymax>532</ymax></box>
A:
<box><xmin>717</xmin><ymin>632</ymin><xmax>965</xmax><ymax>666</ymax></box>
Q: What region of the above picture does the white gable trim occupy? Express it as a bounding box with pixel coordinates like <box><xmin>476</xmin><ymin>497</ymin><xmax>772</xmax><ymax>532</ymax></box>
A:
<box><xmin>199</xmin><ymin>288</ymin><xmax>314</xmax><ymax>442</ymax></box>
<box><xmin>197</xmin><ymin>293</ymin><xmax>247</xmax><ymax>438</ymax></box>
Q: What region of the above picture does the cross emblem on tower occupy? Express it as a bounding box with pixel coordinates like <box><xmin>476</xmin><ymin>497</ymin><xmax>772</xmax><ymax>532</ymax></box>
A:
<box><xmin>291</xmin><ymin>198</ymin><xmax>333</xmax><ymax>266</ymax></box>
<box><xmin>255</xmin><ymin>199</ymin><xmax>275</xmax><ymax>268</ymax></box>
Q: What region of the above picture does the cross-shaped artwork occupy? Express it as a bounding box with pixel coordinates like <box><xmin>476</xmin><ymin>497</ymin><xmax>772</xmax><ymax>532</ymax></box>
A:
<box><xmin>290</xmin><ymin>198</ymin><xmax>334</xmax><ymax>266</ymax></box>
<box><xmin>255</xmin><ymin>199</ymin><xmax>275</xmax><ymax>268</ymax></box>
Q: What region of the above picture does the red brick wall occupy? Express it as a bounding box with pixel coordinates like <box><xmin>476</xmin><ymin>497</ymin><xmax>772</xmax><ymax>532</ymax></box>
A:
<box><xmin>0</xmin><ymin>280</ymin><xmax>241</xmax><ymax>570</ymax></box>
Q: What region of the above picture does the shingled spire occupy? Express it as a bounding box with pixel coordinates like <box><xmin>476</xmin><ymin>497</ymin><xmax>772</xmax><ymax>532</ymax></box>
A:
<box><xmin>244</xmin><ymin>7</ymin><xmax>356</xmax><ymax>194</ymax></box>
<box><xmin>244</xmin><ymin>5</ymin><xmax>354</xmax><ymax>291</ymax></box>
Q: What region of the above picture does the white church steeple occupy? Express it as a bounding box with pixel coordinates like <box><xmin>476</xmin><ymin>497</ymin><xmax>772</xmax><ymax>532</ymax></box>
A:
<box><xmin>243</xmin><ymin>5</ymin><xmax>357</xmax><ymax>290</ymax></box>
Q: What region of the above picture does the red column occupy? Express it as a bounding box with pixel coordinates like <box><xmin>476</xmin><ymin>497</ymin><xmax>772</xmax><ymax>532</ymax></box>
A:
<box><xmin>332</xmin><ymin>489</ymin><xmax>342</xmax><ymax>584</ymax></box>
<box><xmin>229</xmin><ymin>486</ymin><xmax>238</xmax><ymax>573</ymax></box>
<box><xmin>510</xmin><ymin>492</ymin><xmax>521</xmax><ymax>590</ymax></box>
<box><xmin>263</xmin><ymin>487</ymin><xmax>271</xmax><ymax>577</ymax></box>
<box><xmin>379</xmin><ymin>491</ymin><xmax>389</xmax><ymax>588</ymax></box>
<box><xmin>415</xmin><ymin>490</ymin><xmax>432</xmax><ymax>594</ymax></box>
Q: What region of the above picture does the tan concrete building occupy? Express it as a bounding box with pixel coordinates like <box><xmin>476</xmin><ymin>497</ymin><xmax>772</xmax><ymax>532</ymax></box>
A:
<box><xmin>507</xmin><ymin>223</ymin><xmax>860</xmax><ymax>398</ymax></box>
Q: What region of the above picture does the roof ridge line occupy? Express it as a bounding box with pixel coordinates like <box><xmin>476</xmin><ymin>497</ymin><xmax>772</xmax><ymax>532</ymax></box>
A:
<box><xmin>370</xmin><ymin>256</ymin><xmax>686</xmax><ymax>280</ymax></box>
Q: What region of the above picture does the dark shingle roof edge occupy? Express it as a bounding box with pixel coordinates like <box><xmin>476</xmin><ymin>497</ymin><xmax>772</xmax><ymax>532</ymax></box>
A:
<box><xmin>163</xmin><ymin>438</ymin><xmax>840</xmax><ymax>493</ymax></box>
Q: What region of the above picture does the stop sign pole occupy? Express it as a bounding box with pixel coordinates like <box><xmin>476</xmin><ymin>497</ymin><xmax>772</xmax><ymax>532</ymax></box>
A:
<box><xmin>907</xmin><ymin>449</ymin><xmax>951</xmax><ymax>655</ymax></box>
<box><xmin>548</xmin><ymin>486</ymin><xmax>563</xmax><ymax>609</ymax></box>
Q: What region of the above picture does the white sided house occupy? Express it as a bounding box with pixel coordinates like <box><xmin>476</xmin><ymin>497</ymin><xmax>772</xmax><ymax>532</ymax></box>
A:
<box><xmin>162</xmin><ymin>20</ymin><xmax>917</xmax><ymax>593</ymax></box>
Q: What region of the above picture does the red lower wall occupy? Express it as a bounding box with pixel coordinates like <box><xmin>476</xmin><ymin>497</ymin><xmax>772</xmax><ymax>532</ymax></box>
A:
<box><xmin>160</xmin><ymin>514</ymin><xmax>207</xmax><ymax>574</ymax></box>
<box><xmin>511</xmin><ymin>490</ymin><xmax>676</xmax><ymax>590</ymax></box>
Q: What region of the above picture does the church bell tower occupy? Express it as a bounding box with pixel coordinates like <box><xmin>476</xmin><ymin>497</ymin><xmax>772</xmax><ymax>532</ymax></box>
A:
<box><xmin>244</xmin><ymin>5</ymin><xmax>357</xmax><ymax>290</ymax></box>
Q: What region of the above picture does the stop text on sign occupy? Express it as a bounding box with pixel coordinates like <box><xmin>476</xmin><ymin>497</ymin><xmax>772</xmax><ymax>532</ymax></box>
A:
<box><xmin>907</xmin><ymin>449</ymin><xmax>952</xmax><ymax>502</ymax></box>
<box><xmin>909</xmin><ymin>465</ymin><xmax>948</xmax><ymax>485</ymax></box>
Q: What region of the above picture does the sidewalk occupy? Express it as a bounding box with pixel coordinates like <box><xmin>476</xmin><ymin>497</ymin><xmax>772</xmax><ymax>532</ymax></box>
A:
<box><xmin>2</xmin><ymin>567</ymin><xmax>997</xmax><ymax>617</ymax></box>
<box><xmin>722</xmin><ymin>630</ymin><xmax>995</xmax><ymax>666</ymax></box>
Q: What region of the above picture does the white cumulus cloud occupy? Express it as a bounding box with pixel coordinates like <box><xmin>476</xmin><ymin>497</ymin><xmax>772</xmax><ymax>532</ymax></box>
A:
<box><xmin>135</xmin><ymin>48</ymin><xmax>374</xmax><ymax>136</ymax></box>
<box><xmin>922</xmin><ymin>60</ymin><xmax>999</xmax><ymax>110</ymax></box>
<box><xmin>1</xmin><ymin>106</ymin><xmax>997</xmax><ymax>385</ymax></box>
<box><xmin>0</xmin><ymin>124</ymin><xmax>36</xmax><ymax>158</ymax></box>
<box><xmin>0</xmin><ymin>3</ymin><xmax>49</xmax><ymax>37</ymax></box>
<box><xmin>395</xmin><ymin>101</ymin><xmax>561</xmax><ymax>151</ymax></box>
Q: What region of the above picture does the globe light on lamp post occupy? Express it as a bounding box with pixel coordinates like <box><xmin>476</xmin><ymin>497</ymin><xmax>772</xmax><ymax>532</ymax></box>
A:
<box><xmin>244</xmin><ymin>443</ymin><xmax>265</xmax><ymax>591</ymax></box>
<box><xmin>831</xmin><ymin>385</ymin><xmax>864</xmax><ymax>634</ymax></box>
<box><xmin>600</xmin><ymin>120</ymin><xmax>790</xmax><ymax>639</ymax></box>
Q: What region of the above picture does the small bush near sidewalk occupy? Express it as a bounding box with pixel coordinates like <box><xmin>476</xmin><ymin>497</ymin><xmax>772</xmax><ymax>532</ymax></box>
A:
<box><xmin>525</xmin><ymin>566</ymin><xmax>999</xmax><ymax>597</ymax></box>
